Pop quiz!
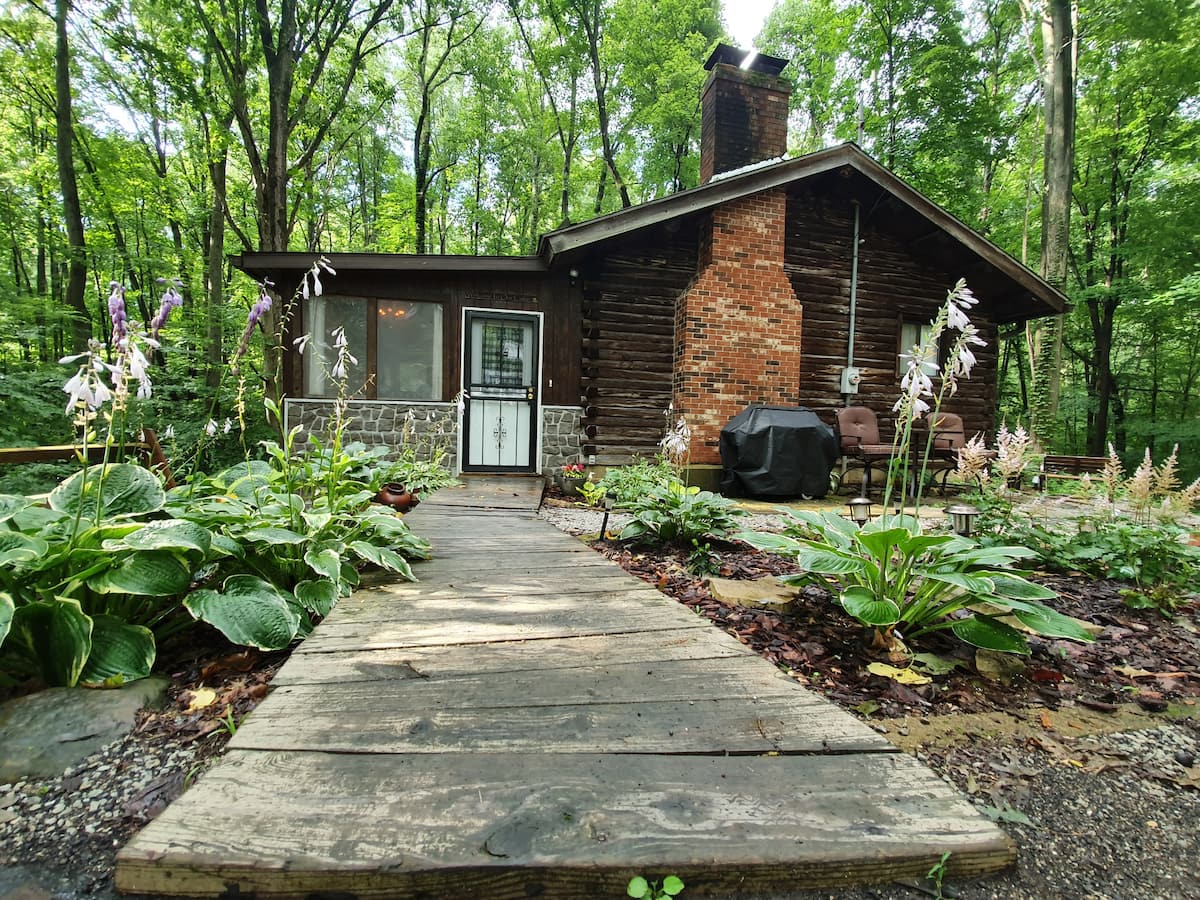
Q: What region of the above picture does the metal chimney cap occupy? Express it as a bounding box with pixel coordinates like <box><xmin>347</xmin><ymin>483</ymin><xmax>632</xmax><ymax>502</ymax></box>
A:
<box><xmin>704</xmin><ymin>43</ymin><xmax>788</xmax><ymax>76</ymax></box>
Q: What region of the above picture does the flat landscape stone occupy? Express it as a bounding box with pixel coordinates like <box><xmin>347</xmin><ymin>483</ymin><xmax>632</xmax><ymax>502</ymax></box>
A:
<box><xmin>0</xmin><ymin>677</ymin><xmax>169</xmax><ymax>783</ymax></box>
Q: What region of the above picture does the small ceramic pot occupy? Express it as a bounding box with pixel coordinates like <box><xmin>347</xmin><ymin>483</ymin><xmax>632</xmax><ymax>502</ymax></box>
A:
<box><xmin>374</xmin><ymin>483</ymin><xmax>420</xmax><ymax>513</ymax></box>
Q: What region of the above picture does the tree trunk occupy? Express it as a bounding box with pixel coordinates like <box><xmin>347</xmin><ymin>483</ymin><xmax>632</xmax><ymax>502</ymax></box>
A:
<box><xmin>1028</xmin><ymin>0</ymin><xmax>1075</xmax><ymax>446</ymax></box>
<box><xmin>55</xmin><ymin>0</ymin><xmax>91</xmax><ymax>352</ymax></box>
<box><xmin>205</xmin><ymin>119</ymin><xmax>232</xmax><ymax>393</ymax></box>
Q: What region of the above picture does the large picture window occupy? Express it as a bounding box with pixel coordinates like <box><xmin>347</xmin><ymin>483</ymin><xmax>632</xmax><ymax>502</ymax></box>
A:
<box><xmin>303</xmin><ymin>297</ymin><xmax>443</xmax><ymax>400</ymax></box>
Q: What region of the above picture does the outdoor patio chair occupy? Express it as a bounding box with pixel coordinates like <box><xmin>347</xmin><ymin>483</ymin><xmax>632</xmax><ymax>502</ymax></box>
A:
<box><xmin>912</xmin><ymin>411</ymin><xmax>982</xmax><ymax>494</ymax></box>
<box><xmin>834</xmin><ymin>406</ymin><xmax>893</xmax><ymax>496</ymax></box>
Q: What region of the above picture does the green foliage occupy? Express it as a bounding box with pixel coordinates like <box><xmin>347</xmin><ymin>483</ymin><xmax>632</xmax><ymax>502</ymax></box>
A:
<box><xmin>598</xmin><ymin>457</ymin><xmax>677</xmax><ymax>507</ymax></box>
<box><xmin>685</xmin><ymin>538</ymin><xmax>720</xmax><ymax>576</ymax></box>
<box><xmin>998</xmin><ymin>517</ymin><xmax>1200</xmax><ymax>604</ymax></box>
<box><xmin>743</xmin><ymin>510</ymin><xmax>1094</xmax><ymax>656</ymax></box>
<box><xmin>627</xmin><ymin>874</ymin><xmax>684</xmax><ymax>899</ymax></box>
<box><xmin>577</xmin><ymin>477</ymin><xmax>607</xmax><ymax>507</ymax></box>
<box><xmin>619</xmin><ymin>481</ymin><xmax>746</xmax><ymax>547</ymax></box>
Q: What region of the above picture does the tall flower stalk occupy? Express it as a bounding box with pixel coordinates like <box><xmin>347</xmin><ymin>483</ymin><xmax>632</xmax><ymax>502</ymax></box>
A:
<box><xmin>883</xmin><ymin>279</ymin><xmax>985</xmax><ymax>514</ymax></box>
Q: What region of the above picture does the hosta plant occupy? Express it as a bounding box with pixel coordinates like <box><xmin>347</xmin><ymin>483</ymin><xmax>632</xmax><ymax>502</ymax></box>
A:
<box><xmin>0</xmin><ymin>465</ymin><xmax>215</xmax><ymax>687</ymax></box>
<box><xmin>620</xmin><ymin>481</ymin><xmax>746</xmax><ymax>546</ymax></box>
<box><xmin>743</xmin><ymin>510</ymin><xmax>1094</xmax><ymax>656</ymax></box>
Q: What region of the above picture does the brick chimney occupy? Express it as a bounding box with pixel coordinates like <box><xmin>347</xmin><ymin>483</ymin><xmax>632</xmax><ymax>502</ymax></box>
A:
<box><xmin>700</xmin><ymin>45</ymin><xmax>791</xmax><ymax>184</ymax></box>
<box><xmin>675</xmin><ymin>45</ymin><xmax>802</xmax><ymax>466</ymax></box>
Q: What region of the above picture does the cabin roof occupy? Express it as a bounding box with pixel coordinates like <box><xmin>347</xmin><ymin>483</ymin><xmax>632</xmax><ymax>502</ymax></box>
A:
<box><xmin>539</xmin><ymin>142</ymin><xmax>1067</xmax><ymax>324</ymax></box>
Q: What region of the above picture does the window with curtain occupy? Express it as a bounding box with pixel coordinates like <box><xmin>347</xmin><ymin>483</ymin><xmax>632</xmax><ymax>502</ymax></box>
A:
<box><xmin>302</xmin><ymin>297</ymin><xmax>443</xmax><ymax>400</ymax></box>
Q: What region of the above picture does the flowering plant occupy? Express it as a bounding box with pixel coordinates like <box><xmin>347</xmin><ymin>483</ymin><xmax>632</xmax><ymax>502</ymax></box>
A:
<box><xmin>560</xmin><ymin>462</ymin><xmax>586</xmax><ymax>478</ymax></box>
<box><xmin>743</xmin><ymin>280</ymin><xmax>1092</xmax><ymax>657</ymax></box>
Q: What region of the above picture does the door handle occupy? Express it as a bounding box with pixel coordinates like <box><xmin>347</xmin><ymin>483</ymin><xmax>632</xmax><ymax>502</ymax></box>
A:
<box><xmin>526</xmin><ymin>388</ymin><xmax>534</xmax><ymax>400</ymax></box>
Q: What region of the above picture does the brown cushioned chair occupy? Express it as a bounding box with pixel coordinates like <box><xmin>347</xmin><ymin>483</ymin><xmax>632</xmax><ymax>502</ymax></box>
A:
<box><xmin>835</xmin><ymin>406</ymin><xmax>893</xmax><ymax>496</ymax></box>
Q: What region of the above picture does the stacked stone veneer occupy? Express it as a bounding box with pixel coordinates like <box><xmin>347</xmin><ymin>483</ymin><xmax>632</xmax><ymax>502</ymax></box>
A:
<box><xmin>541</xmin><ymin>405</ymin><xmax>585</xmax><ymax>473</ymax></box>
<box><xmin>285</xmin><ymin>400</ymin><xmax>460</xmax><ymax>470</ymax></box>
<box><xmin>283</xmin><ymin>399</ymin><xmax>583</xmax><ymax>475</ymax></box>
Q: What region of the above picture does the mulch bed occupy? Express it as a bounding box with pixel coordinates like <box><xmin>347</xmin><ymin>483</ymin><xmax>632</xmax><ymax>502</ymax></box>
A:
<box><xmin>593</xmin><ymin>540</ymin><xmax>1200</xmax><ymax>719</ymax></box>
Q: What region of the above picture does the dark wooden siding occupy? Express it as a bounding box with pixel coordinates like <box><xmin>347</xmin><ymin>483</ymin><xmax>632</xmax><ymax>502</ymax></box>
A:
<box><xmin>785</xmin><ymin>187</ymin><xmax>999</xmax><ymax>443</ymax></box>
<box><xmin>281</xmin><ymin>268</ymin><xmax>578</xmax><ymax>407</ymax></box>
<box><xmin>578</xmin><ymin>226</ymin><xmax>699</xmax><ymax>464</ymax></box>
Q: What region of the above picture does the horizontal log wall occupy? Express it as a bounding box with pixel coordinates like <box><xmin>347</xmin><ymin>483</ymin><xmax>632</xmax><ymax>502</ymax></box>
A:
<box><xmin>580</xmin><ymin>228</ymin><xmax>699</xmax><ymax>464</ymax></box>
<box><xmin>785</xmin><ymin>188</ymin><xmax>999</xmax><ymax>444</ymax></box>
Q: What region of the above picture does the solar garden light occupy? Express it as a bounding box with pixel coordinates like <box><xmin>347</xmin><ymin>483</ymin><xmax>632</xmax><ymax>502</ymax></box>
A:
<box><xmin>600</xmin><ymin>495</ymin><xmax>615</xmax><ymax>538</ymax></box>
<box><xmin>846</xmin><ymin>496</ymin><xmax>873</xmax><ymax>526</ymax></box>
<box><xmin>944</xmin><ymin>503</ymin><xmax>980</xmax><ymax>537</ymax></box>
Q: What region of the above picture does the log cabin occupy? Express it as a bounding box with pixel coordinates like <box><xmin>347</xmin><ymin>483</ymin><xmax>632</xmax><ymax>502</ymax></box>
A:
<box><xmin>233</xmin><ymin>44</ymin><xmax>1066</xmax><ymax>485</ymax></box>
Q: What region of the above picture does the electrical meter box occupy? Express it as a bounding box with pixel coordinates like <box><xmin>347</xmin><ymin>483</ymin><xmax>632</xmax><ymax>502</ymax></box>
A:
<box><xmin>840</xmin><ymin>366</ymin><xmax>862</xmax><ymax>394</ymax></box>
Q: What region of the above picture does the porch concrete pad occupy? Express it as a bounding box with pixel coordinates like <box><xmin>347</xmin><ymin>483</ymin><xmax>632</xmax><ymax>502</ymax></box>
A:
<box><xmin>116</xmin><ymin>478</ymin><xmax>1014</xmax><ymax>897</ymax></box>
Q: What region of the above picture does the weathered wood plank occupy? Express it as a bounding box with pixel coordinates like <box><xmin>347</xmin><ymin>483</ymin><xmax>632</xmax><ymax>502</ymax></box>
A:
<box><xmin>347</xmin><ymin>574</ymin><xmax>652</xmax><ymax>602</ymax></box>
<box><xmin>329</xmin><ymin>586</ymin><xmax>674</xmax><ymax>618</ymax></box>
<box><xmin>296</xmin><ymin>607</ymin><xmax>709</xmax><ymax>653</ymax></box>
<box><xmin>252</xmin><ymin>655</ymin><xmax>817</xmax><ymax>714</ymax></box>
<box><xmin>270</xmin><ymin>628</ymin><xmax>749</xmax><ymax>686</ymax></box>
<box><xmin>116</xmin><ymin>750</ymin><xmax>1014</xmax><ymax>899</ymax></box>
<box><xmin>228</xmin><ymin>692</ymin><xmax>888</xmax><ymax>755</ymax></box>
<box><xmin>408</xmin><ymin>550</ymin><xmax>616</xmax><ymax>575</ymax></box>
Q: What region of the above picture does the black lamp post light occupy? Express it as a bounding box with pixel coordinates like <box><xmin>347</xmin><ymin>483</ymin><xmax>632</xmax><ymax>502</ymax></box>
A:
<box><xmin>846</xmin><ymin>496</ymin><xmax>873</xmax><ymax>526</ymax></box>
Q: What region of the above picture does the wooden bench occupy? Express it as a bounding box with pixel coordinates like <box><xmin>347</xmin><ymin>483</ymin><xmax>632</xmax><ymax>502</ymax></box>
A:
<box><xmin>0</xmin><ymin>429</ymin><xmax>175</xmax><ymax>487</ymax></box>
<box><xmin>1037</xmin><ymin>454</ymin><xmax>1108</xmax><ymax>491</ymax></box>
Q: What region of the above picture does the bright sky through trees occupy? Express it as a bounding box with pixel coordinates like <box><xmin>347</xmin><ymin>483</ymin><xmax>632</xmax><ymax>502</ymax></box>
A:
<box><xmin>722</xmin><ymin>0</ymin><xmax>774</xmax><ymax>48</ymax></box>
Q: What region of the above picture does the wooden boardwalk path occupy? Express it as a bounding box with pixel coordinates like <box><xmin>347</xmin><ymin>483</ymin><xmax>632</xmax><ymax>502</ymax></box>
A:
<box><xmin>116</xmin><ymin>477</ymin><xmax>1013</xmax><ymax>898</ymax></box>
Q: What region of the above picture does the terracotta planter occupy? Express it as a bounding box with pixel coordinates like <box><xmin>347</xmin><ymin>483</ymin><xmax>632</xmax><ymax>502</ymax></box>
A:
<box><xmin>374</xmin><ymin>483</ymin><xmax>420</xmax><ymax>513</ymax></box>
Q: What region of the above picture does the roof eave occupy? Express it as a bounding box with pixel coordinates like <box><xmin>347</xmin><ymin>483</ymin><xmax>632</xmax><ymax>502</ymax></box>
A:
<box><xmin>231</xmin><ymin>251</ymin><xmax>546</xmax><ymax>279</ymax></box>
<box><xmin>538</xmin><ymin>143</ymin><xmax>1068</xmax><ymax>319</ymax></box>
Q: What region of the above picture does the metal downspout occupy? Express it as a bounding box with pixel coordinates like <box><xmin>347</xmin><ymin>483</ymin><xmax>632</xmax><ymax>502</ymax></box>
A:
<box><xmin>846</xmin><ymin>200</ymin><xmax>861</xmax><ymax>407</ymax></box>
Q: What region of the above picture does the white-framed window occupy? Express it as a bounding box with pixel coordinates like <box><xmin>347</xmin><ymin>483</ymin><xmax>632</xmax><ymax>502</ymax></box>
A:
<box><xmin>897</xmin><ymin>317</ymin><xmax>943</xmax><ymax>379</ymax></box>
<box><xmin>303</xmin><ymin>296</ymin><xmax>443</xmax><ymax>400</ymax></box>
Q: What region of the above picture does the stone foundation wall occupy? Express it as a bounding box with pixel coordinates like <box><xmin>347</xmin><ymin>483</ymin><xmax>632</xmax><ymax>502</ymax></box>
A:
<box><xmin>284</xmin><ymin>400</ymin><xmax>583</xmax><ymax>475</ymax></box>
<box><xmin>284</xmin><ymin>400</ymin><xmax>459</xmax><ymax>470</ymax></box>
<box><xmin>541</xmin><ymin>405</ymin><xmax>584</xmax><ymax>473</ymax></box>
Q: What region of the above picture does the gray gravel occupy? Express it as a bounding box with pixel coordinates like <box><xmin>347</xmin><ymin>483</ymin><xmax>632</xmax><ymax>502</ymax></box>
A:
<box><xmin>0</xmin><ymin>729</ymin><xmax>217</xmax><ymax>898</ymax></box>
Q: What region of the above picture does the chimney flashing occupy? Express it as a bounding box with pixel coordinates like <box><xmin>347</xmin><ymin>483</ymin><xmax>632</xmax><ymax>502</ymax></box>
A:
<box><xmin>704</xmin><ymin>43</ymin><xmax>788</xmax><ymax>76</ymax></box>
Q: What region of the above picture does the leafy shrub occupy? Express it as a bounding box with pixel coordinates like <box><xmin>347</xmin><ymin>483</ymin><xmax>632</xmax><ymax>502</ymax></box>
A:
<box><xmin>597</xmin><ymin>456</ymin><xmax>676</xmax><ymax>507</ymax></box>
<box><xmin>744</xmin><ymin>510</ymin><xmax>1094</xmax><ymax>656</ymax></box>
<box><xmin>1000</xmin><ymin>516</ymin><xmax>1199</xmax><ymax>606</ymax></box>
<box><xmin>619</xmin><ymin>481</ymin><xmax>746</xmax><ymax>546</ymax></box>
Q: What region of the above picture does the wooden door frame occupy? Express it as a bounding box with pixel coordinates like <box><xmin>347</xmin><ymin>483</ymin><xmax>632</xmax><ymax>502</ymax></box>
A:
<box><xmin>458</xmin><ymin>307</ymin><xmax>544</xmax><ymax>474</ymax></box>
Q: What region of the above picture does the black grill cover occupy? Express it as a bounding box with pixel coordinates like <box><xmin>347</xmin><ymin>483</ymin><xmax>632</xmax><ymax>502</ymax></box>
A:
<box><xmin>719</xmin><ymin>406</ymin><xmax>838</xmax><ymax>499</ymax></box>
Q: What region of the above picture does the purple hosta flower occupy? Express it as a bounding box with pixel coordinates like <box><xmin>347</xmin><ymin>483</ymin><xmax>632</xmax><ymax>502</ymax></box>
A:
<box><xmin>150</xmin><ymin>279</ymin><xmax>184</xmax><ymax>341</ymax></box>
<box><xmin>233</xmin><ymin>284</ymin><xmax>274</xmax><ymax>371</ymax></box>
<box><xmin>107</xmin><ymin>282</ymin><xmax>129</xmax><ymax>344</ymax></box>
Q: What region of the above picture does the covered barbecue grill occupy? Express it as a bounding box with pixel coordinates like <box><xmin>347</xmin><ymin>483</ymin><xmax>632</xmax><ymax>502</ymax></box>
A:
<box><xmin>719</xmin><ymin>406</ymin><xmax>838</xmax><ymax>499</ymax></box>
